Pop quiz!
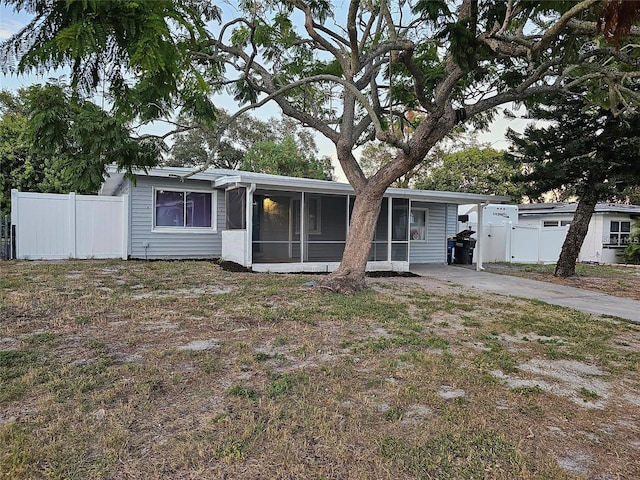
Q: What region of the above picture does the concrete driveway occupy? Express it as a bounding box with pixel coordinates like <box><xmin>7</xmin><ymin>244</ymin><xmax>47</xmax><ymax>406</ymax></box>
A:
<box><xmin>410</xmin><ymin>264</ymin><xmax>640</xmax><ymax>323</ymax></box>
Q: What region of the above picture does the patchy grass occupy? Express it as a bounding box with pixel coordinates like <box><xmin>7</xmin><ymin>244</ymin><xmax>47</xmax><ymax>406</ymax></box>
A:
<box><xmin>0</xmin><ymin>260</ymin><xmax>639</xmax><ymax>479</ymax></box>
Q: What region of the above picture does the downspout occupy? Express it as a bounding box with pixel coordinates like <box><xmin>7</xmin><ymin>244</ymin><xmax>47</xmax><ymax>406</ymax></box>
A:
<box><xmin>246</xmin><ymin>183</ymin><xmax>256</xmax><ymax>267</ymax></box>
<box><xmin>476</xmin><ymin>202</ymin><xmax>485</xmax><ymax>271</ymax></box>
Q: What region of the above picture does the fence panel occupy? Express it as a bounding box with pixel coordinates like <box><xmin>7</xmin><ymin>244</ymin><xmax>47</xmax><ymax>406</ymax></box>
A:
<box><xmin>508</xmin><ymin>225</ymin><xmax>568</xmax><ymax>264</ymax></box>
<box><xmin>10</xmin><ymin>190</ymin><xmax>127</xmax><ymax>260</ymax></box>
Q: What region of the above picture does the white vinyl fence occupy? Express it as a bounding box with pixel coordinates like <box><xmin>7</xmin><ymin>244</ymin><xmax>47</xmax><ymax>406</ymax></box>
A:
<box><xmin>11</xmin><ymin>190</ymin><xmax>128</xmax><ymax>260</ymax></box>
<box><xmin>476</xmin><ymin>223</ymin><xmax>569</xmax><ymax>264</ymax></box>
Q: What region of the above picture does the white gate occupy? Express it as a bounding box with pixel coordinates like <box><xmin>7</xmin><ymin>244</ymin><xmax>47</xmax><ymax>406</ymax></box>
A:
<box><xmin>10</xmin><ymin>190</ymin><xmax>128</xmax><ymax>260</ymax></box>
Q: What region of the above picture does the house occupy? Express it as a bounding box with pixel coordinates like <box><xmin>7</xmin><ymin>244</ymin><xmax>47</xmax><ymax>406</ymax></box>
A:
<box><xmin>517</xmin><ymin>202</ymin><xmax>640</xmax><ymax>264</ymax></box>
<box><xmin>98</xmin><ymin>166</ymin><xmax>509</xmax><ymax>272</ymax></box>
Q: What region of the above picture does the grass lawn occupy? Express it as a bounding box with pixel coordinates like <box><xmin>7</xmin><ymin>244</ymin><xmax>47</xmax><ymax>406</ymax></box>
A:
<box><xmin>1</xmin><ymin>260</ymin><xmax>639</xmax><ymax>479</ymax></box>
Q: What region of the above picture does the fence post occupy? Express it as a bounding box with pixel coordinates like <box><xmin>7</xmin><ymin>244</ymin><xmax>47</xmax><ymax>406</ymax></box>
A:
<box><xmin>11</xmin><ymin>189</ymin><xmax>19</xmax><ymax>259</ymax></box>
<box><xmin>68</xmin><ymin>192</ymin><xmax>77</xmax><ymax>258</ymax></box>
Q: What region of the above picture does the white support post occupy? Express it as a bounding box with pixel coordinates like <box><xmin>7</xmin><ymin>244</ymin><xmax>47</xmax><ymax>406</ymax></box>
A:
<box><xmin>300</xmin><ymin>192</ymin><xmax>305</xmax><ymax>263</ymax></box>
<box><xmin>476</xmin><ymin>202</ymin><xmax>484</xmax><ymax>271</ymax></box>
<box><xmin>246</xmin><ymin>185</ymin><xmax>255</xmax><ymax>267</ymax></box>
<box><xmin>387</xmin><ymin>198</ymin><xmax>393</xmax><ymax>262</ymax></box>
<box><xmin>121</xmin><ymin>194</ymin><xmax>129</xmax><ymax>260</ymax></box>
<box><xmin>69</xmin><ymin>192</ymin><xmax>77</xmax><ymax>259</ymax></box>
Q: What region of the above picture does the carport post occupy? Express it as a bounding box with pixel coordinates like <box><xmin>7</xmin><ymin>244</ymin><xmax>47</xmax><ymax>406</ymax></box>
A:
<box><xmin>476</xmin><ymin>202</ymin><xmax>484</xmax><ymax>271</ymax></box>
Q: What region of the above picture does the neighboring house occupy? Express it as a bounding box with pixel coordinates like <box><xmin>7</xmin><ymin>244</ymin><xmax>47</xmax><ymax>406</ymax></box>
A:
<box><xmin>518</xmin><ymin>202</ymin><xmax>640</xmax><ymax>264</ymax></box>
<box><xmin>97</xmin><ymin>166</ymin><xmax>508</xmax><ymax>272</ymax></box>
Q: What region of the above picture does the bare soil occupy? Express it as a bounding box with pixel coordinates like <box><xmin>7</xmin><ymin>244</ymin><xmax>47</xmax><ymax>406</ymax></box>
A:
<box><xmin>1</xmin><ymin>260</ymin><xmax>639</xmax><ymax>479</ymax></box>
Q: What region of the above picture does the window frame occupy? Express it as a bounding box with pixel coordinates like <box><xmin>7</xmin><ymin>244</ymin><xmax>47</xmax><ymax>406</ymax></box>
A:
<box><xmin>409</xmin><ymin>208</ymin><xmax>429</xmax><ymax>242</ymax></box>
<box><xmin>609</xmin><ymin>220</ymin><xmax>631</xmax><ymax>245</ymax></box>
<box><xmin>293</xmin><ymin>195</ymin><xmax>322</xmax><ymax>235</ymax></box>
<box><xmin>152</xmin><ymin>187</ymin><xmax>217</xmax><ymax>233</ymax></box>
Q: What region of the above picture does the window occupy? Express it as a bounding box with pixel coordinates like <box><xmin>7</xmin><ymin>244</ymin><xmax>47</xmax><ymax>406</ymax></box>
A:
<box><xmin>560</xmin><ymin>220</ymin><xmax>572</xmax><ymax>227</ymax></box>
<box><xmin>609</xmin><ymin>220</ymin><xmax>631</xmax><ymax>245</ymax></box>
<box><xmin>543</xmin><ymin>220</ymin><xmax>559</xmax><ymax>227</ymax></box>
<box><xmin>154</xmin><ymin>189</ymin><xmax>214</xmax><ymax>230</ymax></box>
<box><xmin>410</xmin><ymin>209</ymin><xmax>428</xmax><ymax>241</ymax></box>
<box><xmin>293</xmin><ymin>195</ymin><xmax>321</xmax><ymax>235</ymax></box>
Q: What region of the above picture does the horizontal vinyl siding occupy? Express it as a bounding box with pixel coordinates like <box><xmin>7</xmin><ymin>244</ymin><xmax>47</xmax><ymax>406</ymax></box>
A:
<box><xmin>129</xmin><ymin>177</ymin><xmax>223</xmax><ymax>259</ymax></box>
<box><xmin>446</xmin><ymin>204</ymin><xmax>458</xmax><ymax>238</ymax></box>
<box><xmin>409</xmin><ymin>202</ymin><xmax>447</xmax><ymax>264</ymax></box>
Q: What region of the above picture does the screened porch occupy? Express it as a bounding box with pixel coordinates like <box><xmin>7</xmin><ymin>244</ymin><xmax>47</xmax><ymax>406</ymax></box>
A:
<box><xmin>251</xmin><ymin>191</ymin><xmax>410</xmax><ymax>264</ymax></box>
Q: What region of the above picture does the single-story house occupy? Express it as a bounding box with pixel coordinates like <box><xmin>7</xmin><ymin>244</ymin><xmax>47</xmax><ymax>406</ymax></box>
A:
<box><xmin>518</xmin><ymin>202</ymin><xmax>640</xmax><ymax>263</ymax></box>
<box><xmin>99</xmin><ymin>166</ymin><xmax>509</xmax><ymax>272</ymax></box>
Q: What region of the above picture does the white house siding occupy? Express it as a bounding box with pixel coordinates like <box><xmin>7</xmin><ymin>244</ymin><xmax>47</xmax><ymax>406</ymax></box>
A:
<box><xmin>409</xmin><ymin>202</ymin><xmax>447</xmax><ymax>264</ymax></box>
<box><xmin>129</xmin><ymin>176</ymin><xmax>223</xmax><ymax>259</ymax></box>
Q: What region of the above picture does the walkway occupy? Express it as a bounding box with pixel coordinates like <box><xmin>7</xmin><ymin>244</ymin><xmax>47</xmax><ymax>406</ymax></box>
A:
<box><xmin>410</xmin><ymin>264</ymin><xmax>640</xmax><ymax>323</ymax></box>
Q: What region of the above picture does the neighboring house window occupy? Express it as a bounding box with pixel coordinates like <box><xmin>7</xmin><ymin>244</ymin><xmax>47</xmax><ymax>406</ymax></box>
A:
<box><xmin>609</xmin><ymin>220</ymin><xmax>631</xmax><ymax>245</ymax></box>
<box><xmin>154</xmin><ymin>189</ymin><xmax>214</xmax><ymax>229</ymax></box>
<box><xmin>410</xmin><ymin>209</ymin><xmax>428</xmax><ymax>241</ymax></box>
<box><xmin>293</xmin><ymin>196</ymin><xmax>321</xmax><ymax>235</ymax></box>
<box><xmin>560</xmin><ymin>220</ymin><xmax>572</xmax><ymax>226</ymax></box>
<box><xmin>543</xmin><ymin>220</ymin><xmax>559</xmax><ymax>227</ymax></box>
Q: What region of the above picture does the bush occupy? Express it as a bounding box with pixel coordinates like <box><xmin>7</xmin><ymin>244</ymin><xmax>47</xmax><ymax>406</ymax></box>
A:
<box><xmin>624</xmin><ymin>220</ymin><xmax>640</xmax><ymax>264</ymax></box>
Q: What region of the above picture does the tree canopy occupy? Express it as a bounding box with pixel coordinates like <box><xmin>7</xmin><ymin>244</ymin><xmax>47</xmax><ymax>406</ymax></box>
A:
<box><xmin>168</xmin><ymin>112</ymin><xmax>332</xmax><ymax>179</ymax></box>
<box><xmin>2</xmin><ymin>0</ymin><xmax>640</xmax><ymax>291</ymax></box>
<box><xmin>416</xmin><ymin>147</ymin><xmax>523</xmax><ymax>201</ymax></box>
<box><xmin>1</xmin><ymin>84</ymin><xmax>157</xmax><ymax>215</ymax></box>
<box><xmin>507</xmin><ymin>93</ymin><xmax>640</xmax><ymax>276</ymax></box>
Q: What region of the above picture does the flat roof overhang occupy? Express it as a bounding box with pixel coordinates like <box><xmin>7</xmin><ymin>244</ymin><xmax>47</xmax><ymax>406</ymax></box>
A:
<box><xmin>102</xmin><ymin>165</ymin><xmax>511</xmax><ymax>205</ymax></box>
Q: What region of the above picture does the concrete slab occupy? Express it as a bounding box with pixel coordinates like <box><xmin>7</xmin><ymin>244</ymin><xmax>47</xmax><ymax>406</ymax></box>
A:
<box><xmin>410</xmin><ymin>264</ymin><xmax>640</xmax><ymax>323</ymax></box>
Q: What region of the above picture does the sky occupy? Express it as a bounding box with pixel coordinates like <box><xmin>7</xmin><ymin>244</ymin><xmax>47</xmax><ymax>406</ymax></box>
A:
<box><xmin>0</xmin><ymin>3</ymin><xmax>533</xmax><ymax>182</ymax></box>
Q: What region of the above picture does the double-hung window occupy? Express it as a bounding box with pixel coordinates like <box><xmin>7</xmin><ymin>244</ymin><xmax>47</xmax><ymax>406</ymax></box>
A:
<box><xmin>154</xmin><ymin>189</ymin><xmax>214</xmax><ymax>230</ymax></box>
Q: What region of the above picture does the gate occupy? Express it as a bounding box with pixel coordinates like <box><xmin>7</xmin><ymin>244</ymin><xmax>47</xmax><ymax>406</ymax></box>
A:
<box><xmin>1</xmin><ymin>214</ymin><xmax>13</xmax><ymax>260</ymax></box>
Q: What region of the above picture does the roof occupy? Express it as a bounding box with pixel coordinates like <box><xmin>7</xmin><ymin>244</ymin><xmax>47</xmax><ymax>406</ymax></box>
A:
<box><xmin>101</xmin><ymin>165</ymin><xmax>511</xmax><ymax>205</ymax></box>
<box><xmin>518</xmin><ymin>202</ymin><xmax>640</xmax><ymax>217</ymax></box>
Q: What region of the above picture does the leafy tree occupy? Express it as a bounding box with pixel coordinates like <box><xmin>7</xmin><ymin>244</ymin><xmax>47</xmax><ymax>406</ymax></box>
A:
<box><xmin>624</xmin><ymin>220</ymin><xmax>640</xmax><ymax>264</ymax></box>
<box><xmin>241</xmin><ymin>136</ymin><xmax>332</xmax><ymax>180</ymax></box>
<box><xmin>24</xmin><ymin>82</ymin><xmax>160</xmax><ymax>192</ymax></box>
<box><xmin>0</xmin><ymin>83</ymin><xmax>160</xmax><ymax>216</ymax></box>
<box><xmin>0</xmin><ymin>89</ymin><xmax>73</xmax><ymax>215</ymax></box>
<box><xmin>167</xmin><ymin>112</ymin><xmax>329</xmax><ymax>179</ymax></box>
<box><xmin>507</xmin><ymin>94</ymin><xmax>640</xmax><ymax>277</ymax></box>
<box><xmin>3</xmin><ymin>0</ymin><xmax>640</xmax><ymax>292</ymax></box>
<box><xmin>416</xmin><ymin>147</ymin><xmax>523</xmax><ymax>201</ymax></box>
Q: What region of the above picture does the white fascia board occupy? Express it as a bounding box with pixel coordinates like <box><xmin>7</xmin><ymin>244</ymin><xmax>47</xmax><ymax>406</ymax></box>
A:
<box><xmin>214</xmin><ymin>175</ymin><xmax>242</xmax><ymax>187</ymax></box>
<box><xmin>103</xmin><ymin>164</ymin><xmax>511</xmax><ymax>204</ymax></box>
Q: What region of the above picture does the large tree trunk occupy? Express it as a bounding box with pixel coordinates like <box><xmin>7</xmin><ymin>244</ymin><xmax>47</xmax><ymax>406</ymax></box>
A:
<box><xmin>319</xmin><ymin>187</ymin><xmax>384</xmax><ymax>294</ymax></box>
<box><xmin>554</xmin><ymin>189</ymin><xmax>599</xmax><ymax>277</ymax></box>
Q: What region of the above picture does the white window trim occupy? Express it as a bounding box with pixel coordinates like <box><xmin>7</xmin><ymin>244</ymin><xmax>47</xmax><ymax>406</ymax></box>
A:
<box><xmin>410</xmin><ymin>208</ymin><xmax>429</xmax><ymax>242</ymax></box>
<box><xmin>152</xmin><ymin>187</ymin><xmax>217</xmax><ymax>233</ymax></box>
